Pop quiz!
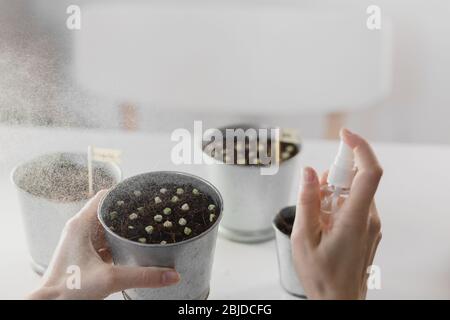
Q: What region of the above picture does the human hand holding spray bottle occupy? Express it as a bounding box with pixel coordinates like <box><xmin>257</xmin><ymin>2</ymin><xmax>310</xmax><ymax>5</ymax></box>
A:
<box><xmin>291</xmin><ymin>129</ymin><xmax>383</xmax><ymax>299</ymax></box>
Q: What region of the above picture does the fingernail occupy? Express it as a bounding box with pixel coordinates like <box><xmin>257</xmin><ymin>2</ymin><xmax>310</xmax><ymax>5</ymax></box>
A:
<box><xmin>302</xmin><ymin>167</ymin><xmax>315</xmax><ymax>184</ymax></box>
<box><xmin>341</xmin><ymin>128</ymin><xmax>355</xmax><ymax>137</ymax></box>
<box><xmin>162</xmin><ymin>271</ymin><xmax>180</xmax><ymax>284</ymax></box>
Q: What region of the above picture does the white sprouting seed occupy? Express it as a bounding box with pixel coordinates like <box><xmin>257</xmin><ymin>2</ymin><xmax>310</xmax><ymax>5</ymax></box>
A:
<box><xmin>117</xmin><ymin>200</ymin><xmax>125</xmax><ymax>206</ymax></box>
<box><xmin>184</xmin><ymin>227</ymin><xmax>192</xmax><ymax>236</ymax></box>
<box><xmin>192</xmin><ymin>189</ymin><xmax>200</xmax><ymax>195</ymax></box>
<box><xmin>109</xmin><ymin>211</ymin><xmax>118</xmax><ymax>220</ymax></box>
<box><xmin>134</xmin><ymin>190</ymin><xmax>142</xmax><ymax>197</ymax></box>
<box><xmin>209</xmin><ymin>214</ymin><xmax>216</xmax><ymax>222</ymax></box>
<box><xmin>171</xmin><ymin>195</ymin><xmax>179</xmax><ymax>203</ymax></box>
<box><xmin>154</xmin><ymin>196</ymin><xmax>162</xmax><ymax>204</ymax></box>
<box><xmin>154</xmin><ymin>214</ymin><xmax>163</xmax><ymax>222</ymax></box>
<box><xmin>128</xmin><ymin>225</ymin><xmax>135</xmax><ymax>230</ymax></box>
<box><xmin>160</xmin><ymin>241</ymin><xmax>167</xmax><ymax>245</ymax></box>
<box><xmin>178</xmin><ymin>218</ymin><xmax>187</xmax><ymax>226</ymax></box>
<box><xmin>163</xmin><ymin>207</ymin><xmax>172</xmax><ymax>215</ymax></box>
<box><xmin>163</xmin><ymin>221</ymin><xmax>173</xmax><ymax>228</ymax></box>
<box><xmin>129</xmin><ymin>213</ymin><xmax>138</xmax><ymax>220</ymax></box>
<box><xmin>160</xmin><ymin>188</ymin><xmax>167</xmax><ymax>194</ymax></box>
<box><xmin>286</xmin><ymin>145</ymin><xmax>295</xmax><ymax>152</ymax></box>
<box><xmin>181</xmin><ymin>203</ymin><xmax>190</xmax><ymax>211</ymax></box>
<box><xmin>176</xmin><ymin>188</ymin><xmax>184</xmax><ymax>195</ymax></box>
<box><xmin>145</xmin><ymin>225</ymin><xmax>154</xmax><ymax>234</ymax></box>
<box><xmin>138</xmin><ymin>238</ymin><xmax>147</xmax><ymax>243</ymax></box>
<box><xmin>281</xmin><ymin>152</ymin><xmax>290</xmax><ymax>160</ymax></box>
<box><xmin>208</xmin><ymin>204</ymin><xmax>216</xmax><ymax>211</ymax></box>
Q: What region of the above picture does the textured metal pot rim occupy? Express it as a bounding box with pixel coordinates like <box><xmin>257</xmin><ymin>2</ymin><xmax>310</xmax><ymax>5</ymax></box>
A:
<box><xmin>201</xmin><ymin>123</ymin><xmax>302</xmax><ymax>169</ymax></box>
<box><xmin>10</xmin><ymin>152</ymin><xmax>122</xmax><ymax>205</ymax></box>
<box><xmin>272</xmin><ymin>221</ymin><xmax>291</xmax><ymax>240</ymax></box>
<box><xmin>98</xmin><ymin>171</ymin><xmax>223</xmax><ymax>248</ymax></box>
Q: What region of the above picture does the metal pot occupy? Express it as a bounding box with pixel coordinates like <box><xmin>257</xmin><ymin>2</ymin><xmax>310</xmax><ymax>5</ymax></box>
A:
<box><xmin>11</xmin><ymin>152</ymin><xmax>121</xmax><ymax>275</ymax></box>
<box><xmin>98</xmin><ymin>171</ymin><xmax>223</xmax><ymax>300</ymax></box>
<box><xmin>273</xmin><ymin>205</ymin><xmax>306</xmax><ymax>298</ymax></box>
<box><xmin>203</xmin><ymin>124</ymin><xmax>300</xmax><ymax>243</ymax></box>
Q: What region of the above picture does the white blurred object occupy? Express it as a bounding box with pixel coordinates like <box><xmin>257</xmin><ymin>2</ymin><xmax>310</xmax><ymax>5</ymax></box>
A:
<box><xmin>74</xmin><ymin>2</ymin><xmax>392</xmax><ymax>115</ymax></box>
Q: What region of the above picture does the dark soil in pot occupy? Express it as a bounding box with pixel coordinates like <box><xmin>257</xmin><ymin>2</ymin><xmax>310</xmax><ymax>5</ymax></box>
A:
<box><xmin>274</xmin><ymin>206</ymin><xmax>296</xmax><ymax>236</ymax></box>
<box><xmin>203</xmin><ymin>127</ymin><xmax>300</xmax><ymax>166</ymax></box>
<box><xmin>102</xmin><ymin>183</ymin><xmax>220</xmax><ymax>245</ymax></box>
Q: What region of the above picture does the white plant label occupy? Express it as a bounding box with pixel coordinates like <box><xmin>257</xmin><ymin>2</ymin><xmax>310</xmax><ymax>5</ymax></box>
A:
<box><xmin>66</xmin><ymin>5</ymin><xmax>81</xmax><ymax>30</ymax></box>
<box><xmin>66</xmin><ymin>265</ymin><xmax>81</xmax><ymax>290</ymax></box>
<box><xmin>366</xmin><ymin>5</ymin><xmax>382</xmax><ymax>30</ymax></box>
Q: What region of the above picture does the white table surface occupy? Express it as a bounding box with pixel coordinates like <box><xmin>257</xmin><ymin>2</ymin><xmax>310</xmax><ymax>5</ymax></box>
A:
<box><xmin>0</xmin><ymin>125</ymin><xmax>449</xmax><ymax>300</ymax></box>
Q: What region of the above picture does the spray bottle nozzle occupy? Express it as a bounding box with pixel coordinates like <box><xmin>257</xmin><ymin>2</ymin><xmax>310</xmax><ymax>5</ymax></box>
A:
<box><xmin>327</xmin><ymin>139</ymin><xmax>355</xmax><ymax>189</ymax></box>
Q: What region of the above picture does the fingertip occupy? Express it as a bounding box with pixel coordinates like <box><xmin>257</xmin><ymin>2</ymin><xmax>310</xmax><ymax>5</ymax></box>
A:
<box><xmin>340</xmin><ymin>128</ymin><xmax>364</xmax><ymax>149</ymax></box>
<box><xmin>301</xmin><ymin>167</ymin><xmax>318</xmax><ymax>185</ymax></box>
<box><xmin>162</xmin><ymin>270</ymin><xmax>180</xmax><ymax>285</ymax></box>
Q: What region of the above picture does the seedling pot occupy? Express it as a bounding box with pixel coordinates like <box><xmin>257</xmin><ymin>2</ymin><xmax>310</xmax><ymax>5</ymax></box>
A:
<box><xmin>273</xmin><ymin>206</ymin><xmax>306</xmax><ymax>298</ymax></box>
<box><xmin>203</xmin><ymin>124</ymin><xmax>300</xmax><ymax>243</ymax></box>
<box><xmin>11</xmin><ymin>152</ymin><xmax>121</xmax><ymax>274</ymax></box>
<box><xmin>98</xmin><ymin>171</ymin><xmax>223</xmax><ymax>300</ymax></box>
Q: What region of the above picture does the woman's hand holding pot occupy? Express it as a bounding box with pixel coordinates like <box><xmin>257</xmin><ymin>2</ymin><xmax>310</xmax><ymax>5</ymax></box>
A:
<box><xmin>28</xmin><ymin>191</ymin><xmax>180</xmax><ymax>300</ymax></box>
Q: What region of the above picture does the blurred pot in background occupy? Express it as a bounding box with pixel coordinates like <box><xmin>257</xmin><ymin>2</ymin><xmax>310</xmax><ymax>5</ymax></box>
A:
<box><xmin>203</xmin><ymin>124</ymin><xmax>300</xmax><ymax>243</ymax></box>
<box><xmin>273</xmin><ymin>205</ymin><xmax>305</xmax><ymax>298</ymax></box>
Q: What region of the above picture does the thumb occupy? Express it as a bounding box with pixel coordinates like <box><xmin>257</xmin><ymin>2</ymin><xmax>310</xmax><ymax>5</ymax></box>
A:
<box><xmin>107</xmin><ymin>266</ymin><xmax>180</xmax><ymax>293</ymax></box>
<box><xmin>292</xmin><ymin>167</ymin><xmax>321</xmax><ymax>245</ymax></box>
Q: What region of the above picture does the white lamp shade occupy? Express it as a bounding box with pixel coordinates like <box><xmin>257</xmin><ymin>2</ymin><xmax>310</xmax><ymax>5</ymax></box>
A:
<box><xmin>74</xmin><ymin>2</ymin><xmax>392</xmax><ymax>114</ymax></box>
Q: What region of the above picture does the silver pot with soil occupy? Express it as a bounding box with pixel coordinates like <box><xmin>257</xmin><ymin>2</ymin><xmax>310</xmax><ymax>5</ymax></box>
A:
<box><xmin>273</xmin><ymin>205</ymin><xmax>306</xmax><ymax>298</ymax></box>
<box><xmin>98</xmin><ymin>171</ymin><xmax>223</xmax><ymax>300</ymax></box>
<box><xmin>202</xmin><ymin>124</ymin><xmax>300</xmax><ymax>243</ymax></box>
<box><xmin>11</xmin><ymin>152</ymin><xmax>121</xmax><ymax>274</ymax></box>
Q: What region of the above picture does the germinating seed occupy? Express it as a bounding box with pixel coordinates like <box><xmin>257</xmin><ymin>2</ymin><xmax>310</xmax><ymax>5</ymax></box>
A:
<box><xmin>138</xmin><ymin>238</ymin><xmax>147</xmax><ymax>243</ymax></box>
<box><xmin>117</xmin><ymin>200</ymin><xmax>125</xmax><ymax>206</ymax></box>
<box><xmin>128</xmin><ymin>225</ymin><xmax>135</xmax><ymax>230</ymax></box>
<box><xmin>171</xmin><ymin>195</ymin><xmax>179</xmax><ymax>203</ymax></box>
<box><xmin>208</xmin><ymin>204</ymin><xmax>216</xmax><ymax>211</ymax></box>
<box><xmin>209</xmin><ymin>214</ymin><xmax>216</xmax><ymax>222</ymax></box>
<box><xmin>154</xmin><ymin>196</ymin><xmax>162</xmax><ymax>204</ymax></box>
<box><xmin>129</xmin><ymin>213</ymin><xmax>138</xmax><ymax>220</ymax></box>
<box><xmin>160</xmin><ymin>241</ymin><xmax>167</xmax><ymax>245</ymax></box>
<box><xmin>154</xmin><ymin>214</ymin><xmax>163</xmax><ymax>222</ymax></box>
<box><xmin>176</xmin><ymin>188</ymin><xmax>184</xmax><ymax>195</ymax></box>
<box><xmin>184</xmin><ymin>227</ymin><xmax>192</xmax><ymax>236</ymax></box>
<box><xmin>137</xmin><ymin>207</ymin><xmax>144</xmax><ymax>212</ymax></box>
<box><xmin>178</xmin><ymin>218</ymin><xmax>187</xmax><ymax>226</ymax></box>
<box><xmin>109</xmin><ymin>211</ymin><xmax>118</xmax><ymax>220</ymax></box>
<box><xmin>145</xmin><ymin>225</ymin><xmax>154</xmax><ymax>234</ymax></box>
<box><xmin>181</xmin><ymin>203</ymin><xmax>189</xmax><ymax>211</ymax></box>
<box><xmin>281</xmin><ymin>152</ymin><xmax>290</xmax><ymax>160</ymax></box>
<box><xmin>134</xmin><ymin>190</ymin><xmax>142</xmax><ymax>197</ymax></box>
<box><xmin>192</xmin><ymin>189</ymin><xmax>200</xmax><ymax>195</ymax></box>
<box><xmin>163</xmin><ymin>221</ymin><xmax>173</xmax><ymax>228</ymax></box>
<box><xmin>286</xmin><ymin>145</ymin><xmax>295</xmax><ymax>152</ymax></box>
<box><xmin>160</xmin><ymin>188</ymin><xmax>167</xmax><ymax>194</ymax></box>
<box><xmin>163</xmin><ymin>207</ymin><xmax>172</xmax><ymax>215</ymax></box>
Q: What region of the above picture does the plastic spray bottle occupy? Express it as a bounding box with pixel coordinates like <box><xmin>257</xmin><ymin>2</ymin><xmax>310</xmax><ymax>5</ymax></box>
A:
<box><xmin>320</xmin><ymin>139</ymin><xmax>355</xmax><ymax>214</ymax></box>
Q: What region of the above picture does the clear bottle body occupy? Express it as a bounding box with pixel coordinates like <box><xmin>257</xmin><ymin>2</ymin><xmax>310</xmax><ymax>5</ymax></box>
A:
<box><xmin>320</xmin><ymin>184</ymin><xmax>350</xmax><ymax>214</ymax></box>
